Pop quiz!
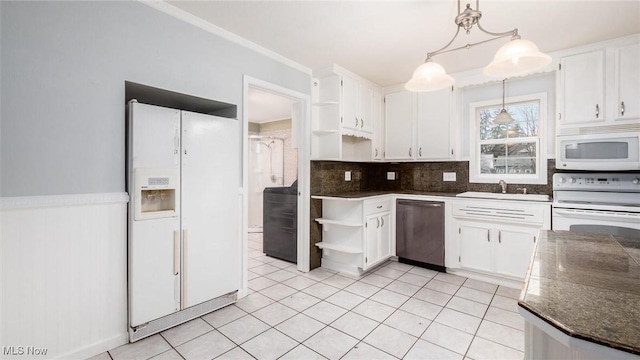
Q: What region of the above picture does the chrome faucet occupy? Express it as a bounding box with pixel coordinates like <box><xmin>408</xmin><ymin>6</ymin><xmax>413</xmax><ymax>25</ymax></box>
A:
<box><xmin>517</xmin><ymin>187</ymin><xmax>528</xmax><ymax>194</ymax></box>
<box><xmin>498</xmin><ymin>180</ymin><xmax>507</xmax><ymax>194</ymax></box>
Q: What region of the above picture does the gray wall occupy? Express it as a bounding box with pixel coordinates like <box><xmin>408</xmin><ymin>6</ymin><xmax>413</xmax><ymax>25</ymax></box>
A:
<box><xmin>1</xmin><ymin>1</ymin><xmax>310</xmax><ymax>197</ymax></box>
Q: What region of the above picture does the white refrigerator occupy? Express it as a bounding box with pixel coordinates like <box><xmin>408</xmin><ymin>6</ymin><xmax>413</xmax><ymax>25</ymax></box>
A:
<box><xmin>127</xmin><ymin>102</ymin><xmax>240</xmax><ymax>341</ymax></box>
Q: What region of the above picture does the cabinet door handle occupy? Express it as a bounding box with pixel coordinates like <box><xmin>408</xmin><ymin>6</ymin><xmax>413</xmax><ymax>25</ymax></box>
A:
<box><xmin>498</xmin><ymin>231</ymin><xmax>501</xmax><ymax>244</ymax></box>
<box><xmin>355</xmin><ymin>117</ymin><xmax>359</xmax><ymax>127</ymax></box>
<box><xmin>487</xmin><ymin>230</ymin><xmax>490</xmax><ymax>242</ymax></box>
<box><xmin>409</xmin><ymin>148</ymin><xmax>412</xmax><ymax>157</ymax></box>
<box><xmin>375</xmin><ymin>148</ymin><xmax>378</xmax><ymax>157</ymax></box>
<box><xmin>419</xmin><ymin>147</ymin><xmax>422</xmax><ymax>157</ymax></box>
<box><xmin>533</xmin><ymin>236</ymin><xmax>537</xmax><ymax>243</ymax></box>
<box><xmin>595</xmin><ymin>104</ymin><xmax>599</xmax><ymax>118</ymax></box>
<box><xmin>376</xmin><ymin>218</ymin><xmax>380</xmax><ymax>228</ymax></box>
<box><xmin>377</xmin><ymin>205</ymin><xmax>383</xmax><ymax>209</ymax></box>
<box><xmin>381</xmin><ymin>217</ymin><xmax>384</xmax><ymax>227</ymax></box>
<box><xmin>621</xmin><ymin>101</ymin><xmax>625</xmax><ymax>116</ymax></box>
<box><xmin>360</xmin><ymin>118</ymin><xmax>364</xmax><ymax>128</ymax></box>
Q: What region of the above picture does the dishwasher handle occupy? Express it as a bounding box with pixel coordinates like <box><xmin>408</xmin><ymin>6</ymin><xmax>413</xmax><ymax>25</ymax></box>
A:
<box><xmin>397</xmin><ymin>200</ymin><xmax>443</xmax><ymax>208</ymax></box>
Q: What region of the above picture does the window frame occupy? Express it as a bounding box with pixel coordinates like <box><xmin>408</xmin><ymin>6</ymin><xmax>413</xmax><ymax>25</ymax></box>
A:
<box><xmin>469</xmin><ymin>92</ymin><xmax>548</xmax><ymax>184</ymax></box>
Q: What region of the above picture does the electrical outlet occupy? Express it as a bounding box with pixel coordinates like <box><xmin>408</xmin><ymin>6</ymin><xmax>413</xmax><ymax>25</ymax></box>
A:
<box><xmin>387</xmin><ymin>172</ymin><xmax>396</xmax><ymax>180</ymax></box>
<box><xmin>443</xmin><ymin>172</ymin><xmax>457</xmax><ymax>181</ymax></box>
<box><xmin>345</xmin><ymin>171</ymin><xmax>352</xmax><ymax>181</ymax></box>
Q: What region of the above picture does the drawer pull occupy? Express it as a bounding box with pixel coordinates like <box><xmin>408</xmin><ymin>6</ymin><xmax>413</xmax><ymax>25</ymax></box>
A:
<box><xmin>377</xmin><ymin>205</ymin><xmax>382</xmax><ymax>209</ymax></box>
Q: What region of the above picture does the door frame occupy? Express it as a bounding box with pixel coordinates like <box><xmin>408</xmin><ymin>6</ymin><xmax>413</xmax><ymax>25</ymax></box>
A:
<box><xmin>240</xmin><ymin>76</ymin><xmax>311</xmax><ymax>297</ymax></box>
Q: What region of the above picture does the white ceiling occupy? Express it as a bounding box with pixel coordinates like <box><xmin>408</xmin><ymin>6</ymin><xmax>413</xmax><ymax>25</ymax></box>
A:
<box><xmin>248</xmin><ymin>87</ymin><xmax>295</xmax><ymax>123</ymax></box>
<box><xmin>167</xmin><ymin>1</ymin><xmax>640</xmax><ymax>87</ymax></box>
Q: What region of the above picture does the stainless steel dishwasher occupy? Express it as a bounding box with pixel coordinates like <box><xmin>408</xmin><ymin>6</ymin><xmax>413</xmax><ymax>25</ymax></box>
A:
<box><xmin>396</xmin><ymin>199</ymin><xmax>445</xmax><ymax>271</ymax></box>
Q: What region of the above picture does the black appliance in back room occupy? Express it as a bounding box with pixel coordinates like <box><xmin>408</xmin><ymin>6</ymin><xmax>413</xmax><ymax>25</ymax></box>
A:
<box><xmin>263</xmin><ymin>180</ymin><xmax>298</xmax><ymax>263</ymax></box>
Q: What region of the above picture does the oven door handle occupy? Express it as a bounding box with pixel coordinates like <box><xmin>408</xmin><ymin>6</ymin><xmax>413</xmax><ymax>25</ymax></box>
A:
<box><xmin>553</xmin><ymin>208</ymin><xmax>639</xmax><ymax>221</ymax></box>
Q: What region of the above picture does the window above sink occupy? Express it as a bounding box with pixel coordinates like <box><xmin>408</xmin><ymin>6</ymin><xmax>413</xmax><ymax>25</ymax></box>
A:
<box><xmin>469</xmin><ymin>92</ymin><xmax>548</xmax><ymax>184</ymax></box>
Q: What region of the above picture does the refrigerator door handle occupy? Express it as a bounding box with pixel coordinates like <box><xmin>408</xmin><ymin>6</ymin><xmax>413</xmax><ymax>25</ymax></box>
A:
<box><xmin>174</xmin><ymin>130</ymin><xmax>180</xmax><ymax>155</ymax></box>
<box><xmin>181</xmin><ymin>229</ymin><xmax>188</xmax><ymax>309</ymax></box>
<box><xmin>173</xmin><ymin>230</ymin><xmax>180</xmax><ymax>275</ymax></box>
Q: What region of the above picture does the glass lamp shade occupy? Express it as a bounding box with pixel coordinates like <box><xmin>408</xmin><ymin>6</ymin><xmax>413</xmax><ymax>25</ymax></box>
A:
<box><xmin>483</xmin><ymin>38</ymin><xmax>551</xmax><ymax>78</ymax></box>
<box><xmin>405</xmin><ymin>61</ymin><xmax>455</xmax><ymax>92</ymax></box>
<box><xmin>493</xmin><ymin>108</ymin><xmax>515</xmax><ymax>124</ymax></box>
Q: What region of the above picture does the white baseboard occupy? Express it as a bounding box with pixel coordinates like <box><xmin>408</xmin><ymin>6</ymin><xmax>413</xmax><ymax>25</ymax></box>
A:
<box><xmin>56</xmin><ymin>333</ymin><xmax>128</xmax><ymax>360</ymax></box>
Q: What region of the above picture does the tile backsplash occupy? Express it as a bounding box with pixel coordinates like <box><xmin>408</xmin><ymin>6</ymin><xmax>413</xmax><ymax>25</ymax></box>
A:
<box><xmin>311</xmin><ymin>159</ymin><xmax>556</xmax><ymax>196</ymax></box>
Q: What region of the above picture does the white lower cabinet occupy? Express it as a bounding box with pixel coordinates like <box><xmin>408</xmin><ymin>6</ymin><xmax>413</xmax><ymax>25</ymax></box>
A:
<box><xmin>458</xmin><ymin>221</ymin><xmax>538</xmax><ymax>279</ymax></box>
<box><xmin>365</xmin><ymin>211</ymin><xmax>391</xmax><ymax>270</ymax></box>
<box><xmin>493</xmin><ymin>225</ymin><xmax>537</xmax><ymax>278</ymax></box>
<box><xmin>453</xmin><ymin>199</ymin><xmax>550</xmax><ymax>281</ymax></box>
<box><xmin>313</xmin><ymin>196</ymin><xmax>392</xmax><ymax>276</ymax></box>
<box><xmin>459</xmin><ymin>222</ymin><xmax>493</xmax><ymax>273</ymax></box>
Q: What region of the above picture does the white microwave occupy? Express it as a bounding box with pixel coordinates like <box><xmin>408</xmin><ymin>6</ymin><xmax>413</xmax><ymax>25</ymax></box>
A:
<box><xmin>556</xmin><ymin>131</ymin><xmax>640</xmax><ymax>170</ymax></box>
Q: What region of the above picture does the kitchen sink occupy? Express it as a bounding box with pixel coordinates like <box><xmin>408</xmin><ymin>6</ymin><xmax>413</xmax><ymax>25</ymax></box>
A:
<box><xmin>456</xmin><ymin>191</ymin><xmax>550</xmax><ymax>202</ymax></box>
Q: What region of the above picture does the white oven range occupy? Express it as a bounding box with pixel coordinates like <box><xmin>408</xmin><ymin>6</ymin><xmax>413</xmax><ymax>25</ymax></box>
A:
<box><xmin>552</xmin><ymin>173</ymin><xmax>640</xmax><ymax>237</ymax></box>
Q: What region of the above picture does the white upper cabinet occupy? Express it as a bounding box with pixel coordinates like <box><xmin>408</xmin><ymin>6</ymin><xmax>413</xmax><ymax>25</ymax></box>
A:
<box><xmin>311</xmin><ymin>65</ymin><xmax>382</xmax><ymax>161</ymax></box>
<box><xmin>559</xmin><ymin>40</ymin><xmax>640</xmax><ymax>128</ymax></box>
<box><xmin>384</xmin><ymin>87</ymin><xmax>456</xmax><ymax>161</ymax></box>
<box><xmin>372</xmin><ymin>90</ymin><xmax>384</xmax><ymax>160</ymax></box>
<box><xmin>342</xmin><ymin>75</ymin><xmax>359</xmax><ymax>130</ymax></box>
<box><xmin>417</xmin><ymin>87</ymin><xmax>454</xmax><ymax>160</ymax></box>
<box><xmin>559</xmin><ymin>50</ymin><xmax>605</xmax><ymax>125</ymax></box>
<box><xmin>342</xmin><ymin>75</ymin><xmax>374</xmax><ymax>136</ymax></box>
<box><xmin>614</xmin><ymin>44</ymin><xmax>640</xmax><ymax>121</ymax></box>
<box><xmin>384</xmin><ymin>90</ymin><xmax>415</xmax><ymax>160</ymax></box>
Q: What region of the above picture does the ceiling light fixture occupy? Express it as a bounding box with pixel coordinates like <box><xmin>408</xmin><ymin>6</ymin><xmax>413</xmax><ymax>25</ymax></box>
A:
<box><xmin>494</xmin><ymin>78</ymin><xmax>514</xmax><ymax>124</ymax></box>
<box><xmin>405</xmin><ymin>0</ymin><xmax>551</xmax><ymax>92</ymax></box>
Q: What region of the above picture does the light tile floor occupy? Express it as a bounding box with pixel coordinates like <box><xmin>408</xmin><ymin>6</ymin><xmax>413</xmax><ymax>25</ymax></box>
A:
<box><xmin>95</xmin><ymin>233</ymin><xmax>525</xmax><ymax>360</ymax></box>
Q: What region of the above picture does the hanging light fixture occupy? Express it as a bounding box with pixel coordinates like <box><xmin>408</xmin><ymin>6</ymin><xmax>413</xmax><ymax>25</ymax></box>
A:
<box><xmin>494</xmin><ymin>78</ymin><xmax>514</xmax><ymax>124</ymax></box>
<box><xmin>405</xmin><ymin>0</ymin><xmax>551</xmax><ymax>92</ymax></box>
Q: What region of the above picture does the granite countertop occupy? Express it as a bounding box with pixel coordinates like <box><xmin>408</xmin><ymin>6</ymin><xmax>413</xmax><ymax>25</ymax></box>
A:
<box><xmin>311</xmin><ymin>190</ymin><xmax>460</xmax><ymax>199</ymax></box>
<box><xmin>519</xmin><ymin>230</ymin><xmax>640</xmax><ymax>355</ymax></box>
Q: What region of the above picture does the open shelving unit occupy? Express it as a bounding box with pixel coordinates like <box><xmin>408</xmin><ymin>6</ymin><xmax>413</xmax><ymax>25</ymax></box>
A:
<box><xmin>311</xmin><ymin>197</ymin><xmax>367</xmax><ymax>276</ymax></box>
<box><xmin>311</xmin><ymin>75</ymin><xmax>341</xmax><ymax>160</ymax></box>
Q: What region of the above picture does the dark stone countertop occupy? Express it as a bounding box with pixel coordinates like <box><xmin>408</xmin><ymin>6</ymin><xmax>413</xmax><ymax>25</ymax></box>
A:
<box><xmin>519</xmin><ymin>230</ymin><xmax>640</xmax><ymax>355</ymax></box>
<box><xmin>311</xmin><ymin>190</ymin><xmax>460</xmax><ymax>199</ymax></box>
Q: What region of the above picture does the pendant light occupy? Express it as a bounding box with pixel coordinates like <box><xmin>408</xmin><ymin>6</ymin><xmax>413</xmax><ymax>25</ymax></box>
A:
<box><xmin>494</xmin><ymin>79</ymin><xmax>514</xmax><ymax>125</ymax></box>
<box><xmin>405</xmin><ymin>59</ymin><xmax>455</xmax><ymax>92</ymax></box>
<box><xmin>405</xmin><ymin>0</ymin><xmax>551</xmax><ymax>92</ymax></box>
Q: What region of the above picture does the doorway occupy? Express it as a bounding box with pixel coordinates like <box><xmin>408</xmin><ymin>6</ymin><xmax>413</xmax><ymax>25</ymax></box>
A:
<box><xmin>242</xmin><ymin>76</ymin><xmax>311</xmax><ymax>297</ymax></box>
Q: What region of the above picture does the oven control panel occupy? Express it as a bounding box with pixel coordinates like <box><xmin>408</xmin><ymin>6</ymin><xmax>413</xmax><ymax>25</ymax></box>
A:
<box><xmin>553</xmin><ymin>173</ymin><xmax>640</xmax><ymax>191</ymax></box>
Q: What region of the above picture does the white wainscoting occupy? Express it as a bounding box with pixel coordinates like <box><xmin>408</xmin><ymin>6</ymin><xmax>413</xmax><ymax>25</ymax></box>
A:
<box><xmin>1</xmin><ymin>193</ymin><xmax>129</xmax><ymax>359</ymax></box>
